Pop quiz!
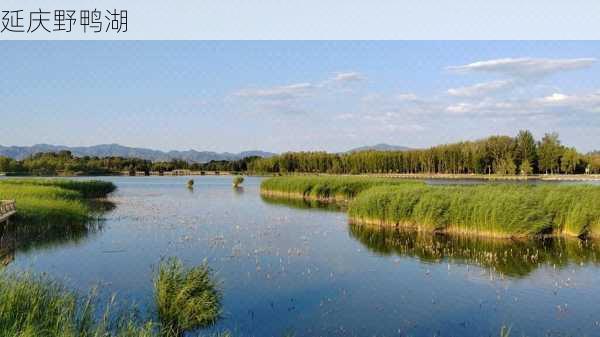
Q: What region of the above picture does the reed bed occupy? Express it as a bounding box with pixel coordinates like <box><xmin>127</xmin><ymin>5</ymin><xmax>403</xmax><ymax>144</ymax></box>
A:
<box><xmin>1</xmin><ymin>179</ymin><xmax>116</xmax><ymax>198</ymax></box>
<box><xmin>260</xmin><ymin>176</ymin><xmax>423</xmax><ymax>202</ymax></box>
<box><xmin>0</xmin><ymin>272</ymin><xmax>155</xmax><ymax>337</ymax></box>
<box><xmin>261</xmin><ymin>176</ymin><xmax>600</xmax><ymax>238</ymax></box>
<box><xmin>349</xmin><ymin>184</ymin><xmax>600</xmax><ymax>238</ymax></box>
<box><xmin>154</xmin><ymin>257</ymin><xmax>221</xmax><ymax>337</ymax></box>
<box><xmin>0</xmin><ymin>179</ymin><xmax>116</xmax><ymax>225</ymax></box>
<box><xmin>1</xmin><ymin>257</ymin><xmax>226</xmax><ymax>337</ymax></box>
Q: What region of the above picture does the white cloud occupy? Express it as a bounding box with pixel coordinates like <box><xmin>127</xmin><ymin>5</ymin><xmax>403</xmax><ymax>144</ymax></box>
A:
<box><xmin>332</xmin><ymin>72</ymin><xmax>365</xmax><ymax>83</ymax></box>
<box><xmin>234</xmin><ymin>70</ymin><xmax>365</xmax><ymax>108</ymax></box>
<box><xmin>447</xmin><ymin>57</ymin><xmax>596</xmax><ymax>78</ymax></box>
<box><xmin>447</xmin><ymin>80</ymin><xmax>514</xmax><ymax>97</ymax></box>
<box><xmin>235</xmin><ymin>82</ymin><xmax>314</xmax><ymax>99</ymax></box>
<box><xmin>395</xmin><ymin>93</ymin><xmax>418</xmax><ymax>101</ymax></box>
<box><xmin>541</xmin><ymin>93</ymin><xmax>569</xmax><ymax>103</ymax></box>
<box><xmin>445</xmin><ymin>91</ymin><xmax>600</xmax><ymax>118</ymax></box>
<box><xmin>534</xmin><ymin>91</ymin><xmax>600</xmax><ymax>111</ymax></box>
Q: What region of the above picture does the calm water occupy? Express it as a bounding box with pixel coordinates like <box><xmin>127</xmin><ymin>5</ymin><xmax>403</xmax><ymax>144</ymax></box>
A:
<box><xmin>3</xmin><ymin>176</ymin><xmax>600</xmax><ymax>337</ymax></box>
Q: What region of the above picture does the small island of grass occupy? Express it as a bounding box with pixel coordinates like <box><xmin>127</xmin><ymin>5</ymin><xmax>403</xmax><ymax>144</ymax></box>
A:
<box><xmin>260</xmin><ymin>176</ymin><xmax>600</xmax><ymax>239</ymax></box>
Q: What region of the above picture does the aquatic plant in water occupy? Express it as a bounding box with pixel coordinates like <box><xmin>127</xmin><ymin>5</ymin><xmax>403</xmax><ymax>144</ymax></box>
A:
<box><xmin>232</xmin><ymin>176</ymin><xmax>244</xmax><ymax>188</ymax></box>
<box><xmin>349</xmin><ymin>183</ymin><xmax>600</xmax><ymax>238</ymax></box>
<box><xmin>154</xmin><ymin>257</ymin><xmax>221</xmax><ymax>336</ymax></box>
<box><xmin>261</xmin><ymin>176</ymin><xmax>600</xmax><ymax>238</ymax></box>
<box><xmin>0</xmin><ymin>272</ymin><xmax>155</xmax><ymax>337</ymax></box>
<box><xmin>260</xmin><ymin>176</ymin><xmax>422</xmax><ymax>201</ymax></box>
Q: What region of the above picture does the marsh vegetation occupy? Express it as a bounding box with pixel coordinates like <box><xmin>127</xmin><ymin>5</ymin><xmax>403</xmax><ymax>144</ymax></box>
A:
<box><xmin>154</xmin><ymin>257</ymin><xmax>221</xmax><ymax>337</ymax></box>
<box><xmin>261</xmin><ymin>176</ymin><xmax>600</xmax><ymax>238</ymax></box>
<box><xmin>0</xmin><ymin>179</ymin><xmax>116</xmax><ymax>226</ymax></box>
<box><xmin>260</xmin><ymin>175</ymin><xmax>422</xmax><ymax>202</ymax></box>
<box><xmin>0</xmin><ymin>257</ymin><xmax>223</xmax><ymax>337</ymax></box>
<box><xmin>232</xmin><ymin>176</ymin><xmax>244</xmax><ymax>188</ymax></box>
<box><xmin>0</xmin><ymin>272</ymin><xmax>155</xmax><ymax>337</ymax></box>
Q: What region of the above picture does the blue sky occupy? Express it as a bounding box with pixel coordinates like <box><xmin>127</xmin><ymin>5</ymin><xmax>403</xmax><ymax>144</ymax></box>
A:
<box><xmin>1</xmin><ymin>41</ymin><xmax>600</xmax><ymax>152</ymax></box>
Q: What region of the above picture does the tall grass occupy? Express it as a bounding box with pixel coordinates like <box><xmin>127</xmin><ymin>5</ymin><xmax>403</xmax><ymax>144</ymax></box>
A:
<box><xmin>349</xmin><ymin>184</ymin><xmax>600</xmax><ymax>238</ymax></box>
<box><xmin>262</xmin><ymin>176</ymin><xmax>600</xmax><ymax>238</ymax></box>
<box><xmin>154</xmin><ymin>257</ymin><xmax>221</xmax><ymax>337</ymax></box>
<box><xmin>0</xmin><ymin>179</ymin><xmax>116</xmax><ymax>225</ymax></box>
<box><xmin>1</xmin><ymin>179</ymin><xmax>116</xmax><ymax>198</ymax></box>
<box><xmin>260</xmin><ymin>176</ymin><xmax>423</xmax><ymax>202</ymax></box>
<box><xmin>0</xmin><ymin>272</ymin><xmax>155</xmax><ymax>337</ymax></box>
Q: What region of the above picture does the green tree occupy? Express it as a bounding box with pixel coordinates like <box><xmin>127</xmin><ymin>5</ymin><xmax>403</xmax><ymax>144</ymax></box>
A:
<box><xmin>560</xmin><ymin>147</ymin><xmax>579</xmax><ymax>174</ymax></box>
<box><xmin>538</xmin><ymin>132</ymin><xmax>563</xmax><ymax>174</ymax></box>
<box><xmin>495</xmin><ymin>157</ymin><xmax>517</xmax><ymax>175</ymax></box>
<box><xmin>519</xmin><ymin>159</ymin><xmax>533</xmax><ymax>175</ymax></box>
<box><xmin>514</xmin><ymin>130</ymin><xmax>538</xmax><ymax>172</ymax></box>
<box><xmin>0</xmin><ymin>156</ymin><xmax>11</xmax><ymax>173</ymax></box>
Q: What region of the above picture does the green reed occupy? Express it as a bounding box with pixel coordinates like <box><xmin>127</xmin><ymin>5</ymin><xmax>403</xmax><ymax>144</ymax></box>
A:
<box><xmin>260</xmin><ymin>176</ymin><xmax>423</xmax><ymax>201</ymax></box>
<box><xmin>154</xmin><ymin>257</ymin><xmax>221</xmax><ymax>337</ymax></box>
<box><xmin>349</xmin><ymin>183</ymin><xmax>600</xmax><ymax>238</ymax></box>
<box><xmin>0</xmin><ymin>272</ymin><xmax>155</xmax><ymax>337</ymax></box>
<box><xmin>0</xmin><ymin>179</ymin><xmax>116</xmax><ymax>225</ymax></box>
<box><xmin>261</xmin><ymin>176</ymin><xmax>600</xmax><ymax>238</ymax></box>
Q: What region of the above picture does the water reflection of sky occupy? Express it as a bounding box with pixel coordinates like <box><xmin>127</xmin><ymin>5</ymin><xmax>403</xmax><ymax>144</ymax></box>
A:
<box><xmin>4</xmin><ymin>176</ymin><xmax>600</xmax><ymax>337</ymax></box>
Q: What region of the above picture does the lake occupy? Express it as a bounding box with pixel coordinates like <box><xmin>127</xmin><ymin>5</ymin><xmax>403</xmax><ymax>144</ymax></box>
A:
<box><xmin>4</xmin><ymin>176</ymin><xmax>600</xmax><ymax>337</ymax></box>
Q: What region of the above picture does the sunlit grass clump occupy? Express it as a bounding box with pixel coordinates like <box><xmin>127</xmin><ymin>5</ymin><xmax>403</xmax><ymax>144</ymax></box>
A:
<box><xmin>349</xmin><ymin>184</ymin><xmax>600</xmax><ymax>238</ymax></box>
<box><xmin>154</xmin><ymin>257</ymin><xmax>221</xmax><ymax>337</ymax></box>
<box><xmin>0</xmin><ymin>179</ymin><xmax>116</xmax><ymax>225</ymax></box>
<box><xmin>260</xmin><ymin>176</ymin><xmax>423</xmax><ymax>202</ymax></box>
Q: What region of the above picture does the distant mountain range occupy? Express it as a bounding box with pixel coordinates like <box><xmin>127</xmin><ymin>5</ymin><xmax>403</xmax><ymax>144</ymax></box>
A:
<box><xmin>348</xmin><ymin>143</ymin><xmax>412</xmax><ymax>152</ymax></box>
<box><xmin>0</xmin><ymin>144</ymin><xmax>275</xmax><ymax>163</ymax></box>
<box><xmin>0</xmin><ymin>143</ymin><xmax>413</xmax><ymax>162</ymax></box>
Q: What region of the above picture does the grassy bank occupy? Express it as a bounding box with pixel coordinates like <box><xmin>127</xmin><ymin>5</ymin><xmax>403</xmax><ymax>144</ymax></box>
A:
<box><xmin>0</xmin><ymin>179</ymin><xmax>116</xmax><ymax>225</ymax></box>
<box><xmin>261</xmin><ymin>176</ymin><xmax>600</xmax><ymax>238</ymax></box>
<box><xmin>260</xmin><ymin>176</ymin><xmax>423</xmax><ymax>202</ymax></box>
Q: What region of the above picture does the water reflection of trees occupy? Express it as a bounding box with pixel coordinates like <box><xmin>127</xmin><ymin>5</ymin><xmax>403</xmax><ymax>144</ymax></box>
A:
<box><xmin>0</xmin><ymin>200</ymin><xmax>115</xmax><ymax>267</ymax></box>
<box><xmin>348</xmin><ymin>223</ymin><xmax>600</xmax><ymax>278</ymax></box>
<box><xmin>260</xmin><ymin>195</ymin><xmax>344</xmax><ymax>212</ymax></box>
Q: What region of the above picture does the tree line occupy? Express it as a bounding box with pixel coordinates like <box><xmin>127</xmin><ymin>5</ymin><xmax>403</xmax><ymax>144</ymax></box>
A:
<box><xmin>0</xmin><ymin>151</ymin><xmax>259</xmax><ymax>176</ymax></box>
<box><xmin>1</xmin><ymin>131</ymin><xmax>599</xmax><ymax>176</ymax></box>
<box><xmin>247</xmin><ymin>131</ymin><xmax>600</xmax><ymax>175</ymax></box>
